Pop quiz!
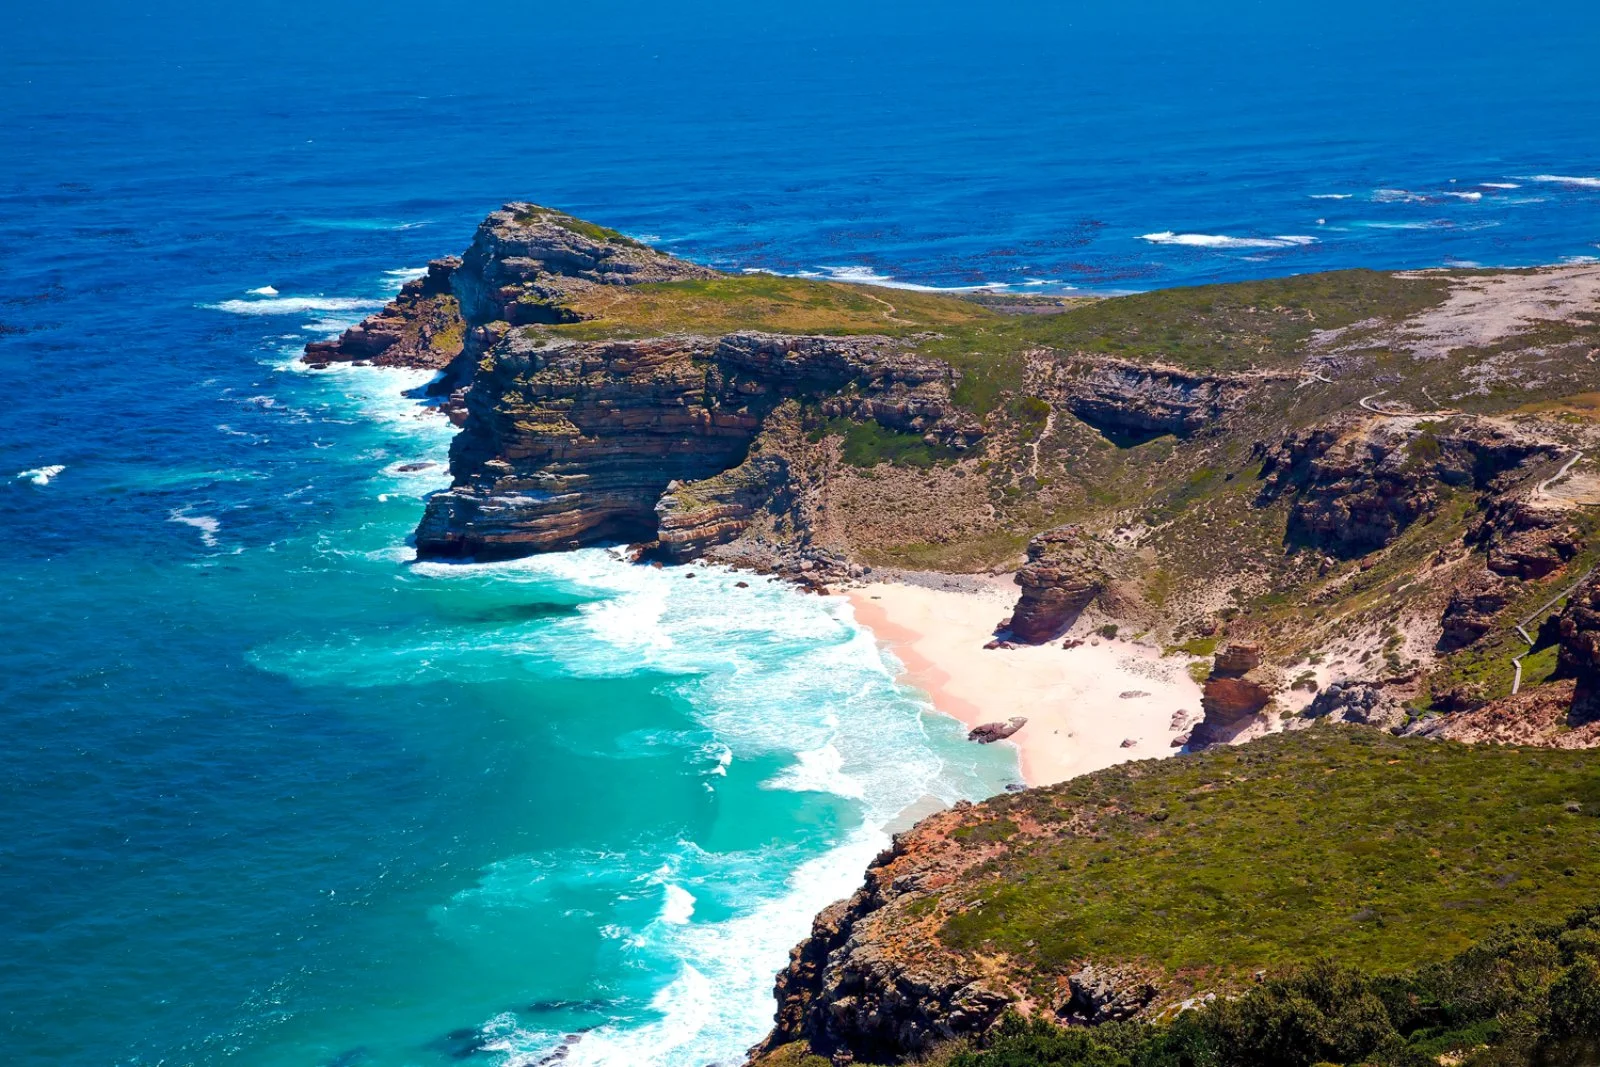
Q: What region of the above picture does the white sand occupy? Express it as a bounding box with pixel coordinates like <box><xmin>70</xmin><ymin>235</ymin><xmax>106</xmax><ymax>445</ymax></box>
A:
<box><xmin>846</xmin><ymin>579</ymin><xmax>1203</xmax><ymax>786</ymax></box>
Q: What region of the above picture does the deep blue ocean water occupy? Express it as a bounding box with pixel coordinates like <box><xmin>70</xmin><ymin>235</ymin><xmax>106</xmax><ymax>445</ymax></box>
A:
<box><xmin>2</xmin><ymin>2</ymin><xmax>1598</xmax><ymax>1064</ymax></box>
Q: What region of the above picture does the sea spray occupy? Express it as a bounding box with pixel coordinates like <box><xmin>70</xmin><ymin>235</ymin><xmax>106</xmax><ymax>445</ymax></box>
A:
<box><xmin>240</xmin><ymin>360</ymin><xmax>1019</xmax><ymax>1066</ymax></box>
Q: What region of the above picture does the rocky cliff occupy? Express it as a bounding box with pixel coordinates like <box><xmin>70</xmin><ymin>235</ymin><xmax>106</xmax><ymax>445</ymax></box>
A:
<box><xmin>1558</xmin><ymin>571</ymin><xmax>1600</xmax><ymax>725</ymax></box>
<box><xmin>749</xmin><ymin>729</ymin><xmax>1600</xmax><ymax>1066</ymax></box>
<box><xmin>1256</xmin><ymin>415</ymin><xmax>1559</xmax><ymax>556</ymax></box>
<box><xmin>1007</xmin><ymin>526</ymin><xmax>1107</xmax><ymax>642</ymax></box>
<box><xmin>304</xmin><ymin>258</ymin><xmax>465</xmax><ymax>370</ymax></box>
<box><xmin>413</xmin><ymin>330</ymin><xmax>977</xmax><ymax>560</ymax></box>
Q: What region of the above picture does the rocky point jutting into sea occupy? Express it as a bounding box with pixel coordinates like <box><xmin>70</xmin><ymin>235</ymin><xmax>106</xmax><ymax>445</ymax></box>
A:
<box><xmin>305</xmin><ymin>202</ymin><xmax>1600</xmax><ymax>1066</ymax></box>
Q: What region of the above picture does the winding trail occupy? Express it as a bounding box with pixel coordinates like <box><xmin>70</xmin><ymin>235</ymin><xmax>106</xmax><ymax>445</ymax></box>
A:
<box><xmin>861</xmin><ymin>291</ymin><xmax>914</xmax><ymax>327</ymax></box>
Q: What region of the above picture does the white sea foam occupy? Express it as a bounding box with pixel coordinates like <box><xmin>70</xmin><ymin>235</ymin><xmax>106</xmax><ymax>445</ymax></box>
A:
<box><xmin>246</xmin><ymin>285</ymin><xmax>279</xmax><ymax>296</ymax></box>
<box><xmin>1441</xmin><ymin>190</ymin><xmax>1484</xmax><ymax>201</ymax></box>
<box><xmin>1139</xmin><ymin>231</ymin><xmax>1317</xmax><ymax>250</ymax></box>
<box><xmin>1373</xmin><ymin>188</ymin><xmax>1429</xmax><ymax>203</ymax></box>
<box><xmin>763</xmin><ymin>743</ymin><xmax>865</xmax><ymax>798</ymax></box>
<box><xmin>1481</xmin><ymin>182</ymin><xmax>1521</xmax><ymax>189</ymax></box>
<box><xmin>1308</xmin><ymin>193</ymin><xmax>1354</xmax><ymax>200</ymax></box>
<box><xmin>741</xmin><ymin>264</ymin><xmax>1009</xmax><ymax>293</ymax></box>
<box><xmin>208</xmin><ymin>296</ymin><xmax>384</xmax><ymax>316</ymax></box>
<box><xmin>168</xmin><ymin>508</ymin><xmax>221</xmax><ymax>548</ymax></box>
<box><xmin>658</xmin><ymin>884</ymin><xmax>696</xmax><ymax>925</ymax></box>
<box><xmin>1527</xmin><ymin>174</ymin><xmax>1600</xmax><ymax>189</ymax></box>
<box><xmin>251</xmin><ymin>334</ymin><xmax>1016</xmax><ymax>1067</ymax></box>
<box><xmin>15</xmin><ymin>464</ymin><xmax>65</xmax><ymax>486</ymax></box>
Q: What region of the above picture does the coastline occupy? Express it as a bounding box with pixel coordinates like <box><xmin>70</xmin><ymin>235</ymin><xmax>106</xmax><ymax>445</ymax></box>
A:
<box><xmin>846</xmin><ymin>576</ymin><xmax>1204</xmax><ymax>787</ymax></box>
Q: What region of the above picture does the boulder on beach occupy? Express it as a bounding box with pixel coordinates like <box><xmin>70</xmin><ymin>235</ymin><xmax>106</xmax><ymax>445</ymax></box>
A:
<box><xmin>968</xmin><ymin>716</ymin><xmax>1028</xmax><ymax>743</ymax></box>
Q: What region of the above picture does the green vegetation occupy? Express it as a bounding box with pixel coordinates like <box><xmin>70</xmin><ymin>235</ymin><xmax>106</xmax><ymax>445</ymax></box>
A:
<box><xmin>945</xmin><ymin>908</ymin><xmax>1600</xmax><ymax>1066</ymax></box>
<box><xmin>1166</xmin><ymin>636</ymin><xmax>1219</xmax><ymax>658</ymax></box>
<box><xmin>430</xmin><ymin>322</ymin><xmax>463</xmax><ymax>353</ymax></box>
<box><xmin>1427</xmin><ymin>516</ymin><xmax>1600</xmax><ymax>706</ymax></box>
<box><xmin>1009</xmin><ymin>396</ymin><xmax>1053</xmax><ymax>433</ymax></box>
<box><xmin>814</xmin><ymin>415</ymin><xmax>958</xmax><ymax>469</ymax></box>
<box><xmin>942</xmin><ymin>729</ymin><xmax>1600</xmax><ymax>977</ymax></box>
<box><xmin>916</xmin><ymin>270</ymin><xmax>1452</xmax><ymax>408</ymax></box>
<box><xmin>512</xmin><ymin>204</ymin><xmax>645</xmax><ymax>247</ymax></box>
<box><xmin>548</xmin><ymin>273</ymin><xmax>996</xmax><ymax>341</ymax></box>
<box><xmin>865</xmin><ymin>527</ymin><xmax>1034</xmax><ymax>572</ymax></box>
<box><xmin>538</xmin><ymin>267</ymin><xmax>1453</xmax><ymax>418</ymax></box>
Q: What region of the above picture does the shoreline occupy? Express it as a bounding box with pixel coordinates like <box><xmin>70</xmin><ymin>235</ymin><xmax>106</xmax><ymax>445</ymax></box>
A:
<box><xmin>846</xmin><ymin>577</ymin><xmax>1204</xmax><ymax>787</ymax></box>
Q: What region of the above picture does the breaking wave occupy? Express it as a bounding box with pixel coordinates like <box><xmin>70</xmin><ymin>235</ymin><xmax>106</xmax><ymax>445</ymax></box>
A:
<box><xmin>1139</xmin><ymin>231</ymin><xmax>1317</xmax><ymax>250</ymax></box>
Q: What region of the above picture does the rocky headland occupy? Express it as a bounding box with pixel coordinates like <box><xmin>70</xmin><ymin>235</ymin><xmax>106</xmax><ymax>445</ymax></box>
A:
<box><xmin>306</xmin><ymin>205</ymin><xmax>1600</xmax><ymax>1066</ymax></box>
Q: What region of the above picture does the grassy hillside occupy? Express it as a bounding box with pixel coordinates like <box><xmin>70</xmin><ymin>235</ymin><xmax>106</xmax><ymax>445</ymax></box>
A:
<box><xmin>942</xmin><ymin>729</ymin><xmax>1600</xmax><ymax>978</ymax></box>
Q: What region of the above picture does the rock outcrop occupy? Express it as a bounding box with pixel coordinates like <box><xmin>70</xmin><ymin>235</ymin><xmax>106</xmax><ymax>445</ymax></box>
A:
<box><xmin>1473</xmin><ymin>498</ymin><xmax>1583</xmax><ymax>580</ymax></box>
<box><xmin>303</xmin><ymin>258</ymin><xmax>465</xmax><ymax>370</ymax></box>
<box><xmin>1305</xmin><ymin>681</ymin><xmax>1407</xmax><ymax>732</ymax></box>
<box><xmin>1405</xmin><ymin>680</ymin><xmax>1600</xmax><ymax>747</ymax></box>
<box><xmin>1190</xmin><ymin>642</ymin><xmax>1275</xmax><ymax>747</ymax></box>
<box><xmin>1257</xmin><ymin>416</ymin><xmax>1559</xmax><ymax>556</ymax></box>
<box><xmin>1437</xmin><ymin>571</ymin><xmax>1514</xmax><ymax>651</ymax></box>
<box><xmin>1008</xmin><ymin>526</ymin><xmax>1106</xmax><ymax>642</ymax></box>
<box><xmin>1558</xmin><ymin>574</ymin><xmax>1600</xmax><ymax>725</ymax></box>
<box><xmin>1048</xmin><ymin>357</ymin><xmax>1261</xmax><ymax>445</ymax></box>
<box><xmin>1061</xmin><ymin>964</ymin><xmax>1160</xmax><ymax>1025</ymax></box>
<box><xmin>968</xmin><ymin>717</ymin><xmax>1027</xmax><ymax>743</ymax></box>
<box><xmin>450</xmin><ymin>202</ymin><xmax>717</xmax><ymax>327</ymax></box>
<box><xmin>757</xmin><ymin>822</ymin><xmax>1014</xmax><ymax>1064</ymax></box>
<box><xmin>415</xmin><ymin>331</ymin><xmax>977</xmax><ymax>560</ymax></box>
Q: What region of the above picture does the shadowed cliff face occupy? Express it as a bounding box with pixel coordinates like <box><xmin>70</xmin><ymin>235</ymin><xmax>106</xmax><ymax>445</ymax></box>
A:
<box><xmin>1256</xmin><ymin>415</ymin><xmax>1560</xmax><ymax>557</ymax></box>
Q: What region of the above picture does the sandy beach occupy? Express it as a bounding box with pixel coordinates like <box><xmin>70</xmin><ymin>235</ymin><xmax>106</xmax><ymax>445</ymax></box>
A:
<box><xmin>847</xmin><ymin>578</ymin><xmax>1203</xmax><ymax>786</ymax></box>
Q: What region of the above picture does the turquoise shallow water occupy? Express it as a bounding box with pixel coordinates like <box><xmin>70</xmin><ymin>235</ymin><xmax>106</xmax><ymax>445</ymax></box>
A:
<box><xmin>3</xmin><ymin>1</ymin><xmax>1598</xmax><ymax>1064</ymax></box>
<box><xmin>4</xmin><ymin>343</ymin><xmax>1018</xmax><ymax>1067</ymax></box>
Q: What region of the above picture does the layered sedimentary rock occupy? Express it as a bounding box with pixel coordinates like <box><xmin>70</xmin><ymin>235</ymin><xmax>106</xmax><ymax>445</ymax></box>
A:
<box><xmin>1474</xmin><ymin>498</ymin><xmax>1582</xmax><ymax>580</ymax></box>
<box><xmin>1558</xmin><ymin>573</ymin><xmax>1600</xmax><ymax>725</ymax></box>
<box><xmin>450</xmin><ymin>202</ymin><xmax>717</xmax><ymax>326</ymax></box>
<box><xmin>1008</xmin><ymin>526</ymin><xmax>1107</xmax><ymax>642</ymax></box>
<box><xmin>1045</xmin><ymin>356</ymin><xmax>1261</xmax><ymax>444</ymax></box>
<box><xmin>1257</xmin><ymin>416</ymin><xmax>1559</xmax><ymax>556</ymax></box>
<box><xmin>303</xmin><ymin>258</ymin><xmax>465</xmax><ymax>369</ymax></box>
<box><xmin>1437</xmin><ymin>571</ymin><xmax>1514</xmax><ymax>651</ymax></box>
<box><xmin>1190</xmin><ymin>642</ymin><xmax>1275</xmax><ymax>746</ymax></box>
<box><xmin>654</xmin><ymin>451</ymin><xmax>791</xmax><ymax>563</ymax></box>
<box><xmin>415</xmin><ymin>331</ymin><xmax>977</xmax><ymax>560</ymax></box>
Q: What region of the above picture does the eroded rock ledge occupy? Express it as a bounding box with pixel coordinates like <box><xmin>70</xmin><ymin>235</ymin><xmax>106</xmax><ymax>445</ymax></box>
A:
<box><xmin>413</xmin><ymin>331</ymin><xmax>976</xmax><ymax>560</ymax></box>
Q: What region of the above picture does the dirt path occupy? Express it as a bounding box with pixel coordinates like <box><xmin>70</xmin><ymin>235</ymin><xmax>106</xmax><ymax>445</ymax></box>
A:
<box><xmin>1027</xmin><ymin>410</ymin><xmax>1056</xmax><ymax>478</ymax></box>
<box><xmin>860</xmin><ymin>291</ymin><xmax>915</xmax><ymax>327</ymax></box>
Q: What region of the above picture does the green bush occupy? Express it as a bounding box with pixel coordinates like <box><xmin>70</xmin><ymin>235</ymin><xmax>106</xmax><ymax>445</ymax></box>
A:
<box><xmin>947</xmin><ymin>907</ymin><xmax>1600</xmax><ymax>1066</ymax></box>
<box><xmin>820</xmin><ymin>416</ymin><xmax>957</xmax><ymax>469</ymax></box>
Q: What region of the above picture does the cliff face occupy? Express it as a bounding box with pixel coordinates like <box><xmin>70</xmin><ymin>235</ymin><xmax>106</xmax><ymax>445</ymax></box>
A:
<box><xmin>449</xmin><ymin>202</ymin><xmax>717</xmax><ymax>327</ymax></box>
<box><xmin>1558</xmin><ymin>572</ymin><xmax>1600</xmax><ymax>725</ymax></box>
<box><xmin>1256</xmin><ymin>416</ymin><xmax>1558</xmax><ymax>556</ymax></box>
<box><xmin>303</xmin><ymin>258</ymin><xmax>465</xmax><ymax>370</ymax></box>
<box><xmin>414</xmin><ymin>330</ymin><xmax>977</xmax><ymax>560</ymax></box>
<box><xmin>1008</xmin><ymin>526</ymin><xmax>1106</xmax><ymax>642</ymax></box>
